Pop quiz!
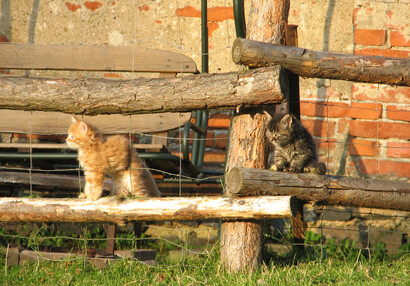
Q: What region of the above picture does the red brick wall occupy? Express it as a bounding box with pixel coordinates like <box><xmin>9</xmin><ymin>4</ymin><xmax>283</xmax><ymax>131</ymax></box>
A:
<box><xmin>300</xmin><ymin>2</ymin><xmax>410</xmax><ymax>180</ymax></box>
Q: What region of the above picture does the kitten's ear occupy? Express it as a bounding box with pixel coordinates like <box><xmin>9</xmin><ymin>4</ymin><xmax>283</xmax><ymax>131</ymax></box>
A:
<box><xmin>263</xmin><ymin>111</ymin><xmax>273</xmax><ymax>121</ymax></box>
<box><xmin>79</xmin><ymin>121</ymin><xmax>88</xmax><ymax>134</ymax></box>
<box><xmin>280</xmin><ymin>114</ymin><xmax>293</xmax><ymax>128</ymax></box>
<box><xmin>71</xmin><ymin>116</ymin><xmax>79</xmax><ymax>123</ymax></box>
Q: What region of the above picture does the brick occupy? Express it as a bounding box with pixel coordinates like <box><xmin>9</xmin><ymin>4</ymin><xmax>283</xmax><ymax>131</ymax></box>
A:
<box><xmin>349</xmin><ymin>121</ymin><xmax>377</xmax><ymax>138</ymax></box>
<box><xmin>386</xmin><ymin>105</ymin><xmax>410</xmax><ymax>121</ymax></box>
<box><xmin>0</xmin><ymin>35</ymin><xmax>9</xmax><ymax>42</ymax></box>
<box><xmin>301</xmin><ymin>119</ymin><xmax>336</xmax><ymax>138</ymax></box>
<box><xmin>348</xmin><ymin>139</ymin><xmax>380</xmax><ymax>157</ymax></box>
<box><xmin>89</xmin><ymin>257</ymin><xmax>120</xmax><ymax>269</ymax></box>
<box><xmin>354</xmin><ymin>29</ymin><xmax>386</xmax><ymax>46</ymax></box>
<box><xmin>66</xmin><ymin>2</ymin><xmax>82</xmax><ymax>12</ymax></box>
<box><xmin>138</xmin><ymin>5</ymin><xmax>149</xmax><ymax>12</ymax></box>
<box><xmin>208</xmin><ymin>114</ymin><xmax>231</xmax><ymax>129</ymax></box>
<box><xmin>214</xmin><ymin>133</ymin><xmax>228</xmax><ymax>149</ymax></box>
<box><xmin>176</xmin><ymin>6</ymin><xmax>234</xmax><ymax>22</ymax></box>
<box><xmin>176</xmin><ymin>6</ymin><xmax>200</xmax><ymax>17</ymax></box>
<box><xmin>204</xmin><ymin>151</ymin><xmax>226</xmax><ymax>164</ymax></box>
<box><xmin>355</xmin><ymin>48</ymin><xmax>410</xmax><ymax>58</ymax></box>
<box><xmin>352</xmin><ymin>84</ymin><xmax>410</xmax><ymax>104</ymax></box>
<box><xmin>316</xmin><ymin>139</ymin><xmax>337</xmax><ymax>153</ymax></box>
<box><xmin>207</xmin><ymin>23</ymin><xmax>219</xmax><ymax>38</ymax></box>
<box><xmin>379</xmin><ymin>122</ymin><xmax>410</xmax><ymax>139</ymax></box>
<box><xmin>175</xmin><ymin>6</ymin><xmax>233</xmax><ymax>37</ymax></box>
<box><xmin>354</xmin><ymin>159</ymin><xmax>410</xmax><ymax>178</ymax></box>
<box><xmin>84</xmin><ymin>1</ymin><xmax>102</xmax><ymax>12</ymax></box>
<box><xmin>300</xmin><ymin>101</ymin><xmax>349</xmax><ymax>118</ymax></box>
<box><xmin>349</xmin><ymin>121</ymin><xmax>410</xmax><ymax>139</ymax></box>
<box><xmin>390</xmin><ymin>31</ymin><xmax>410</xmax><ymax>47</ymax></box>
<box><xmin>20</xmin><ymin>250</ymin><xmax>79</xmax><ymax>264</ymax></box>
<box><xmin>300</xmin><ymin>101</ymin><xmax>382</xmax><ymax>119</ymax></box>
<box><xmin>337</xmin><ymin>118</ymin><xmax>349</xmax><ymax>134</ymax></box>
<box><xmin>349</xmin><ymin>102</ymin><xmax>383</xmax><ymax>119</ymax></box>
<box><xmin>104</xmin><ymin>73</ymin><xmax>123</xmax><ymax>78</ymax></box>
<box><xmin>387</xmin><ymin>142</ymin><xmax>410</xmax><ymax>158</ymax></box>
<box><xmin>207</xmin><ymin>7</ymin><xmax>234</xmax><ymax>22</ymax></box>
<box><xmin>352</xmin><ymin>8</ymin><xmax>360</xmax><ymax>27</ymax></box>
<box><xmin>185</xmin><ymin>131</ymin><xmax>215</xmax><ymax>148</ymax></box>
<box><xmin>5</xmin><ymin>248</ymin><xmax>20</xmax><ymax>266</ymax></box>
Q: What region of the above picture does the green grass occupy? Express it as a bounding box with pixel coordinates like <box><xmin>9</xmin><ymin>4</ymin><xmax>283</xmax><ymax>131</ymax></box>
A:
<box><xmin>1</xmin><ymin>227</ymin><xmax>409</xmax><ymax>285</ymax></box>
<box><xmin>1</xmin><ymin>244</ymin><xmax>408</xmax><ymax>286</ymax></box>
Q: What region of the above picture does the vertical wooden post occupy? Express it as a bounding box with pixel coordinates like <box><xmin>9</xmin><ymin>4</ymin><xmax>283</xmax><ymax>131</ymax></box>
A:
<box><xmin>221</xmin><ymin>0</ymin><xmax>290</xmax><ymax>272</ymax></box>
<box><xmin>285</xmin><ymin>25</ymin><xmax>306</xmax><ymax>253</ymax></box>
<box><xmin>105</xmin><ymin>224</ymin><xmax>117</xmax><ymax>256</ymax></box>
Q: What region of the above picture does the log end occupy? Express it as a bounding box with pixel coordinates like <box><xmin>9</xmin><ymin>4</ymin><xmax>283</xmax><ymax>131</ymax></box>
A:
<box><xmin>225</xmin><ymin>167</ymin><xmax>243</xmax><ymax>196</ymax></box>
<box><xmin>232</xmin><ymin>38</ymin><xmax>244</xmax><ymax>65</ymax></box>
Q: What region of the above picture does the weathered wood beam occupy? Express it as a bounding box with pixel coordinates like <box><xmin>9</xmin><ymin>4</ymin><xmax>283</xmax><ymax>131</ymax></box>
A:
<box><xmin>232</xmin><ymin>38</ymin><xmax>410</xmax><ymax>86</ymax></box>
<box><xmin>0</xmin><ymin>66</ymin><xmax>288</xmax><ymax>115</ymax></box>
<box><xmin>221</xmin><ymin>0</ymin><xmax>290</xmax><ymax>274</ymax></box>
<box><xmin>226</xmin><ymin>167</ymin><xmax>410</xmax><ymax>211</ymax></box>
<box><xmin>0</xmin><ymin>43</ymin><xmax>198</xmax><ymax>73</ymax></box>
<box><xmin>0</xmin><ymin>196</ymin><xmax>292</xmax><ymax>224</ymax></box>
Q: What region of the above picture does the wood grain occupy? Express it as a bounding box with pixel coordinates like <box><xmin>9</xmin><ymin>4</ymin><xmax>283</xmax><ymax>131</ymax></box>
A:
<box><xmin>226</xmin><ymin>167</ymin><xmax>410</xmax><ymax>211</ymax></box>
<box><xmin>0</xmin><ymin>196</ymin><xmax>292</xmax><ymax>224</ymax></box>
<box><xmin>0</xmin><ymin>43</ymin><xmax>197</xmax><ymax>73</ymax></box>
<box><xmin>0</xmin><ymin>66</ymin><xmax>287</xmax><ymax>115</ymax></box>
<box><xmin>232</xmin><ymin>38</ymin><xmax>410</xmax><ymax>86</ymax></box>
<box><xmin>0</xmin><ymin>110</ymin><xmax>191</xmax><ymax>134</ymax></box>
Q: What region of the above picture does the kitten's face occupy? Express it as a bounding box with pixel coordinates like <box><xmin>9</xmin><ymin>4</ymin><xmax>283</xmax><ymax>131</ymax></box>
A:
<box><xmin>66</xmin><ymin>116</ymin><xmax>90</xmax><ymax>149</ymax></box>
<box><xmin>266</xmin><ymin>114</ymin><xmax>294</xmax><ymax>146</ymax></box>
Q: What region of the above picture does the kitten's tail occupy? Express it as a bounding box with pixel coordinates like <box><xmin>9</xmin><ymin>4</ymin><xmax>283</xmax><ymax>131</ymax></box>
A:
<box><xmin>305</xmin><ymin>161</ymin><xmax>326</xmax><ymax>175</ymax></box>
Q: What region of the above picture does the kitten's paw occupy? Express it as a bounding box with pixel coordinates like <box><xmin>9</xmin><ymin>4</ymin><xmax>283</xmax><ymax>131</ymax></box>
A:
<box><xmin>78</xmin><ymin>193</ymin><xmax>86</xmax><ymax>199</ymax></box>
<box><xmin>90</xmin><ymin>194</ymin><xmax>102</xmax><ymax>201</ymax></box>
<box><xmin>270</xmin><ymin>165</ymin><xmax>285</xmax><ymax>172</ymax></box>
<box><xmin>289</xmin><ymin>167</ymin><xmax>303</xmax><ymax>173</ymax></box>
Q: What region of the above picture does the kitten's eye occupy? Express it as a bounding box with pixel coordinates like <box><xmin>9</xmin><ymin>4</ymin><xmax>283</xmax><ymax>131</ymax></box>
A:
<box><xmin>67</xmin><ymin>134</ymin><xmax>75</xmax><ymax>140</ymax></box>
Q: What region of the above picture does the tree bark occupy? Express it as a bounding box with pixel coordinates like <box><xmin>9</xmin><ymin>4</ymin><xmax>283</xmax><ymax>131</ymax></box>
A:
<box><xmin>220</xmin><ymin>221</ymin><xmax>263</xmax><ymax>272</ymax></box>
<box><xmin>0</xmin><ymin>66</ymin><xmax>287</xmax><ymax>115</ymax></box>
<box><xmin>221</xmin><ymin>0</ymin><xmax>290</xmax><ymax>273</ymax></box>
<box><xmin>226</xmin><ymin>167</ymin><xmax>410</xmax><ymax>211</ymax></box>
<box><xmin>0</xmin><ymin>196</ymin><xmax>292</xmax><ymax>224</ymax></box>
<box><xmin>232</xmin><ymin>38</ymin><xmax>410</xmax><ymax>86</ymax></box>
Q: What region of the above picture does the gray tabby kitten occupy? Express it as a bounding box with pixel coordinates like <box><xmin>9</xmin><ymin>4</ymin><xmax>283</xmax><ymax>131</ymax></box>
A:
<box><xmin>265</xmin><ymin>112</ymin><xmax>326</xmax><ymax>174</ymax></box>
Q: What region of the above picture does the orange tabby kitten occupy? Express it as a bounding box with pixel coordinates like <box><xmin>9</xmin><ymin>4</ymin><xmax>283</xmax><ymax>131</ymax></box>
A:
<box><xmin>66</xmin><ymin>116</ymin><xmax>161</xmax><ymax>200</ymax></box>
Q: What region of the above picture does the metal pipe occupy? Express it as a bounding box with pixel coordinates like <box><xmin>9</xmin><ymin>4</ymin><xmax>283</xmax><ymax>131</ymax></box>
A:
<box><xmin>201</xmin><ymin>0</ymin><xmax>208</xmax><ymax>74</ymax></box>
<box><xmin>233</xmin><ymin>0</ymin><xmax>246</xmax><ymax>38</ymax></box>
<box><xmin>196</xmin><ymin>110</ymin><xmax>208</xmax><ymax>171</ymax></box>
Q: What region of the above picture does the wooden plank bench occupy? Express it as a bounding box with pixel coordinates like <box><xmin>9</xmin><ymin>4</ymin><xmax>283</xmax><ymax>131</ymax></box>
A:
<box><xmin>0</xmin><ymin>43</ymin><xmax>210</xmax><ymax>196</ymax></box>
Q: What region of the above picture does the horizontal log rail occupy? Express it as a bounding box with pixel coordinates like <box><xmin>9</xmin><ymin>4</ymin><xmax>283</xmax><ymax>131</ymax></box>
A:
<box><xmin>226</xmin><ymin>167</ymin><xmax>410</xmax><ymax>211</ymax></box>
<box><xmin>232</xmin><ymin>38</ymin><xmax>410</xmax><ymax>86</ymax></box>
<box><xmin>0</xmin><ymin>196</ymin><xmax>293</xmax><ymax>224</ymax></box>
<box><xmin>0</xmin><ymin>66</ymin><xmax>288</xmax><ymax>115</ymax></box>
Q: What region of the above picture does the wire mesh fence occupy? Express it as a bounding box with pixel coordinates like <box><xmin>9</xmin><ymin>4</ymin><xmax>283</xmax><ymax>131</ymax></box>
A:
<box><xmin>0</xmin><ymin>0</ymin><xmax>409</xmax><ymax>270</ymax></box>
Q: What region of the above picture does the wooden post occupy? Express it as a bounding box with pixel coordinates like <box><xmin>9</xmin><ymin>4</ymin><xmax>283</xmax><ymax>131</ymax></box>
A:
<box><xmin>285</xmin><ymin>25</ymin><xmax>304</xmax><ymax>252</ymax></box>
<box><xmin>105</xmin><ymin>224</ymin><xmax>117</xmax><ymax>256</ymax></box>
<box><xmin>221</xmin><ymin>0</ymin><xmax>290</xmax><ymax>273</ymax></box>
